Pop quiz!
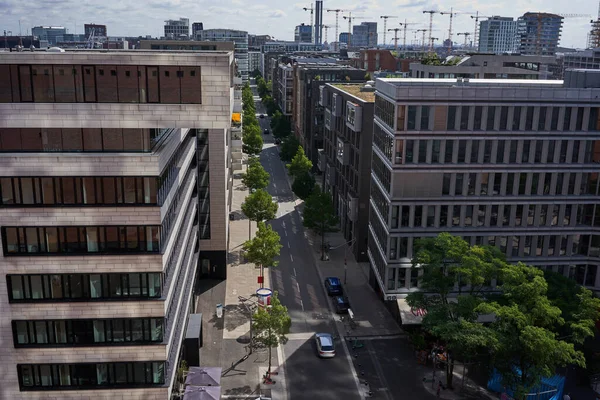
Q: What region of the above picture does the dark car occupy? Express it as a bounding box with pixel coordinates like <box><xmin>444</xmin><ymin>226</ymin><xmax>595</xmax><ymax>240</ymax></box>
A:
<box><xmin>324</xmin><ymin>277</ymin><xmax>343</xmax><ymax>296</ymax></box>
<box><xmin>259</xmin><ymin>114</ymin><xmax>265</xmax><ymax>118</ymax></box>
<box><xmin>333</xmin><ymin>296</ymin><xmax>350</xmax><ymax>314</ymax></box>
<box><xmin>263</xmin><ymin>129</ymin><xmax>269</xmax><ymax>135</ymax></box>
<box><xmin>274</xmin><ymin>138</ymin><xmax>281</xmax><ymax>145</ymax></box>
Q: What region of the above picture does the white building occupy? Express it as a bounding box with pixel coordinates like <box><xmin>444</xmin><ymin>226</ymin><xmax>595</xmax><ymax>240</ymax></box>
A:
<box><xmin>198</xmin><ymin>29</ymin><xmax>249</xmax><ymax>83</ymax></box>
<box><xmin>478</xmin><ymin>16</ymin><xmax>518</xmax><ymax>54</ymax></box>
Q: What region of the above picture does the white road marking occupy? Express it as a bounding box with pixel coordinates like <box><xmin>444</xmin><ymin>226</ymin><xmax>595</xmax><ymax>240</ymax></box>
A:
<box><xmin>284</xmin><ymin>230</ymin><xmax>287</xmax><ymax>236</ymax></box>
<box><xmin>300</xmin><ymin>299</ymin><xmax>305</xmax><ymax>311</ymax></box>
<box><xmin>286</xmin><ymin>332</ymin><xmax>313</xmax><ymax>340</ymax></box>
<box><xmin>293</xmin><ymin>267</ymin><xmax>297</xmax><ymax>276</ymax></box>
<box><xmin>296</xmin><ymin>282</ymin><xmax>300</xmax><ymax>292</ymax></box>
<box><xmin>287</xmin><ymin>241</ymin><xmax>290</xmax><ymax>248</ymax></box>
<box><xmin>290</xmin><ymin>254</ymin><xmax>293</xmax><ymax>262</ymax></box>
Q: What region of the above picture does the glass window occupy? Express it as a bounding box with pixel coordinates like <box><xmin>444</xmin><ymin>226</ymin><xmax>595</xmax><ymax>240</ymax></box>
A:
<box><xmin>499</xmin><ymin>106</ymin><xmax>509</xmax><ymax>131</ymax></box>
<box><xmin>444</xmin><ymin>140</ymin><xmax>454</xmax><ymax>163</ymax></box>
<box><xmin>460</xmin><ymin>106</ymin><xmax>470</xmax><ymax>130</ymax></box>
<box><xmin>474</xmin><ymin>106</ymin><xmax>482</xmax><ymax>130</ymax></box>
<box><xmin>457</xmin><ymin>140</ymin><xmax>467</xmax><ymax>163</ymax></box>
<box><xmin>407</xmin><ymin>106</ymin><xmax>417</xmax><ymax>130</ymax></box>
<box><xmin>447</xmin><ymin>106</ymin><xmax>457</xmax><ymax>130</ymax></box>
<box><xmin>420</xmin><ymin>106</ymin><xmax>430</xmax><ymax>130</ymax></box>
<box><xmin>1</xmin><ymin>178</ymin><xmax>15</xmax><ymax>204</ymax></box>
<box><xmin>563</xmin><ymin>107</ymin><xmax>572</xmax><ymax>131</ymax></box>
<box><xmin>486</xmin><ymin>106</ymin><xmax>496</xmax><ymax>130</ymax></box>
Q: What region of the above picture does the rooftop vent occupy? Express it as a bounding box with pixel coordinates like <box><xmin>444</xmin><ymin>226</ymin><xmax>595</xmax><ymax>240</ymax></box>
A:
<box><xmin>360</xmin><ymin>84</ymin><xmax>375</xmax><ymax>92</ymax></box>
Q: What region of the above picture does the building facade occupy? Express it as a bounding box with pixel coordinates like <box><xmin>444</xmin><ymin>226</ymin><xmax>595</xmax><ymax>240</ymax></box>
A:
<box><xmin>339</xmin><ymin>33</ymin><xmax>351</xmax><ymax>46</ymax></box>
<box><xmin>0</xmin><ymin>49</ymin><xmax>233</xmax><ymax>399</ymax></box>
<box><xmin>517</xmin><ymin>12</ymin><xmax>563</xmax><ymax>56</ymax></box>
<box><xmin>321</xmin><ymin>84</ymin><xmax>374</xmax><ymax>262</ymax></box>
<box><xmin>139</xmin><ymin>40</ymin><xmax>234</xmax><ymax>52</ymax></box>
<box><xmin>31</xmin><ymin>26</ymin><xmax>66</xmax><ymax>46</ymax></box>
<box><xmin>276</xmin><ymin>63</ymin><xmax>294</xmax><ymax>116</ymax></box>
<box><xmin>563</xmin><ymin>48</ymin><xmax>600</xmax><ymax>71</ymax></box>
<box><xmin>295</xmin><ymin>24</ymin><xmax>313</xmax><ymax>43</ymax></box>
<box><xmin>292</xmin><ymin>63</ymin><xmax>365</xmax><ymax>165</ymax></box>
<box><xmin>84</xmin><ymin>24</ymin><xmax>107</xmax><ymax>38</ymax></box>
<box><xmin>354</xmin><ymin>49</ymin><xmax>398</xmax><ymax>73</ymax></box>
<box><xmin>198</xmin><ymin>29</ymin><xmax>249</xmax><ymax>83</ymax></box>
<box><xmin>164</xmin><ymin>18</ymin><xmax>190</xmax><ymax>39</ymax></box>
<box><xmin>248</xmin><ymin>51</ymin><xmax>261</xmax><ymax>75</ymax></box>
<box><xmin>192</xmin><ymin>22</ymin><xmax>204</xmax><ymax>37</ymax></box>
<box><xmin>410</xmin><ymin>54</ymin><xmax>560</xmax><ymax>80</ymax></box>
<box><xmin>369</xmin><ymin>74</ymin><xmax>600</xmax><ymax>305</ymax></box>
<box><xmin>352</xmin><ymin>22</ymin><xmax>378</xmax><ymax>48</ymax></box>
<box><xmin>478</xmin><ymin>16</ymin><xmax>518</xmax><ymax>54</ymax></box>
<box><xmin>261</xmin><ymin>41</ymin><xmax>323</xmax><ymax>53</ymax></box>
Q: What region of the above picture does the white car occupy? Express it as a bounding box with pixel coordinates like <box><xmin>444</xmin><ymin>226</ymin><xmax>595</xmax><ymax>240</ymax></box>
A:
<box><xmin>315</xmin><ymin>333</ymin><xmax>335</xmax><ymax>358</ymax></box>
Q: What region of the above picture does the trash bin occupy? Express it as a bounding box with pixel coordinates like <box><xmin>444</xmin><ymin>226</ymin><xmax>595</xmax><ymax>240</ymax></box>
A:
<box><xmin>216</xmin><ymin>303</ymin><xmax>223</xmax><ymax>318</ymax></box>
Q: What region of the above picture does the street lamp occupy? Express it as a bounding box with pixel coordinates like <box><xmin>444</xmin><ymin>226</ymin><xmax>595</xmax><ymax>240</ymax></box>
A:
<box><xmin>329</xmin><ymin>238</ymin><xmax>357</xmax><ymax>284</ymax></box>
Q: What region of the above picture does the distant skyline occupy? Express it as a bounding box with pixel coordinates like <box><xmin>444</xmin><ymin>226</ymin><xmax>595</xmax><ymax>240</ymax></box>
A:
<box><xmin>0</xmin><ymin>0</ymin><xmax>597</xmax><ymax>48</ymax></box>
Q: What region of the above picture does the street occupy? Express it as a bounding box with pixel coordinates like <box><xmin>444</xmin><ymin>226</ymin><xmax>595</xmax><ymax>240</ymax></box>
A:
<box><xmin>251</xmin><ymin>81</ymin><xmax>361</xmax><ymax>400</ymax></box>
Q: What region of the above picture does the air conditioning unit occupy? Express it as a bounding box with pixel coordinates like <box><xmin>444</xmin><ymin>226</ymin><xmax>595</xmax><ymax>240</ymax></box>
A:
<box><xmin>336</xmin><ymin>138</ymin><xmax>351</xmax><ymax>165</ymax></box>
<box><xmin>319</xmin><ymin>85</ymin><xmax>328</xmax><ymax>107</ymax></box>
<box><xmin>324</xmin><ymin>108</ymin><xmax>332</xmax><ymax>130</ymax></box>
<box><xmin>332</xmin><ymin>93</ymin><xmax>342</xmax><ymax>117</ymax></box>
<box><xmin>345</xmin><ymin>102</ymin><xmax>363</xmax><ymax>132</ymax></box>
<box><xmin>347</xmin><ymin>195</ymin><xmax>358</xmax><ymax>222</ymax></box>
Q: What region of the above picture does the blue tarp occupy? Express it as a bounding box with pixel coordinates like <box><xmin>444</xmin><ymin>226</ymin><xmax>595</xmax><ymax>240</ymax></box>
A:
<box><xmin>488</xmin><ymin>369</ymin><xmax>565</xmax><ymax>400</ymax></box>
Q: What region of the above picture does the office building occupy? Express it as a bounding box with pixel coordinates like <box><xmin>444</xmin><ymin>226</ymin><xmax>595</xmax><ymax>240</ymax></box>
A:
<box><xmin>478</xmin><ymin>16</ymin><xmax>518</xmax><ymax>54</ymax></box>
<box><xmin>84</xmin><ymin>24</ymin><xmax>107</xmax><ymax>38</ymax></box>
<box><xmin>139</xmin><ymin>40</ymin><xmax>234</xmax><ymax>52</ymax></box>
<box><xmin>249</xmin><ymin>51</ymin><xmax>261</xmax><ymax>76</ymax></box>
<box><xmin>517</xmin><ymin>12</ymin><xmax>563</xmax><ymax>56</ymax></box>
<box><xmin>410</xmin><ymin>54</ymin><xmax>560</xmax><ymax>80</ymax></box>
<box><xmin>261</xmin><ymin>41</ymin><xmax>323</xmax><ymax>53</ymax></box>
<box><xmin>369</xmin><ymin>72</ymin><xmax>600</xmax><ymax>310</ymax></box>
<box><xmin>315</xmin><ymin>0</ymin><xmax>324</xmax><ymax>45</ymax></box>
<box><xmin>563</xmin><ymin>48</ymin><xmax>600</xmax><ymax>71</ymax></box>
<box><xmin>248</xmin><ymin>34</ymin><xmax>271</xmax><ymax>50</ymax></box>
<box><xmin>292</xmin><ymin>62</ymin><xmax>365</xmax><ymax>164</ymax></box>
<box><xmin>339</xmin><ymin>32</ymin><xmax>351</xmax><ymax>46</ymax></box>
<box><xmin>295</xmin><ymin>24</ymin><xmax>312</xmax><ymax>43</ymax></box>
<box><xmin>353</xmin><ymin>22</ymin><xmax>377</xmax><ymax>48</ymax></box>
<box><xmin>31</xmin><ymin>26</ymin><xmax>66</xmax><ymax>46</ymax></box>
<box><xmin>320</xmin><ymin>83</ymin><xmax>374</xmax><ymax>262</ymax></box>
<box><xmin>164</xmin><ymin>18</ymin><xmax>190</xmax><ymax>39</ymax></box>
<box><xmin>0</xmin><ymin>49</ymin><xmax>234</xmax><ymax>398</ymax></box>
<box><xmin>198</xmin><ymin>29</ymin><xmax>249</xmax><ymax>83</ymax></box>
<box><xmin>275</xmin><ymin>63</ymin><xmax>294</xmax><ymax>116</ymax></box>
<box><xmin>192</xmin><ymin>22</ymin><xmax>204</xmax><ymax>37</ymax></box>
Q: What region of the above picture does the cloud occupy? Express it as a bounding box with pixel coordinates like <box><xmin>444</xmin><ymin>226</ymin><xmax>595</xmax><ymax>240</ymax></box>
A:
<box><xmin>268</xmin><ymin>10</ymin><xmax>287</xmax><ymax>18</ymax></box>
<box><xmin>395</xmin><ymin>0</ymin><xmax>428</xmax><ymax>8</ymax></box>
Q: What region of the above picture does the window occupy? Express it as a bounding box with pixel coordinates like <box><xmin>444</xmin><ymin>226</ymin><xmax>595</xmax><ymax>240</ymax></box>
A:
<box><xmin>420</xmin><ymin>106</ymin><xmax>430</xmax><ymax>130</ymax></box>
<box><xmin>418</xmin><ymin>140</ymin><xmax>427</xmax><ymax>163</ymax></box>
<box><xmin>486</xmin><ymin>106</ymin><xmax>496</xmax><ymax>130</ymax></box>
<box><xmin>460</xmin><ymin>106</ymin><xmax>470</xmax><ymax>130</ymax></box>
<box><xmin>496</xmin><ymin>140</ymin><xmax>505</xmax><ymax>163</ymax></box>
<box><xmin>432</xmin><ymin>140</ymin><xmax>441</xmax><ymax>163</ymax></box>
<box><xmin>405</xmin><ymin>140</ymin><xmax>415</xmax><ymax>163</ymax></box>
<box><xmin>457</xmin><ymin>140</ymin><xmax>467</xmax><ymax>163</ymax></box>
<box><xmin>474</xmin><ymin>106</ymin><xmax>483</xmax><ymax>130</ymax></box>
<box><xmin>375</xmin><ymin>96</ymin><xmax>395</xmax><ymax>129</ymax></box>
<box><xmin>499</xmin><ymin>106</ymin><xmax>509</xmax><ymax>131</ymax></box>
<box><xmin>18</xmin><ymin>362</ymin><xmax>165</xmax><ymax>389</ymax></box>
<box><xmin>538</xmin><ymin>107</ymin><xmax>547</xmax><ymax>130</ymax></box>
<box><xmin>407</xmin><ymin>106</ymin><xmax>417</xmax><ymax>130</ymax></box>
<box><xmin>563</xmin><ymin>107</ymin><xmax>572</xmax><ymax>131</ymax></box>
<box><xmin>447</xmin><ymin>106</ymin><xmax>457</xmax><ymax>131</ymax></box>
<box><xmin>414</xmin><ymin>206</ymin><xmax>423</xmax><ymax>227</ymax></box>
<box><xmin>444</xmin><ymin>140</ymin><xmax>454</xmax><ymax>163</ymax></box>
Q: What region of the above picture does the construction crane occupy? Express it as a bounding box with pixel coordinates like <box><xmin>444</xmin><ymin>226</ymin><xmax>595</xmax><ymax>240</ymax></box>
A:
<box><xmin>439</xmin><ymin>8</ymin><xmax>472</xmax><ymax>55</ymax></box>
<box><xmin>388</xmin><ymin>28</ymin><xmax>401</xmax><ymax>52</ymax></box>
<box><xmin>591</xmin><ymin>2</ymin><xmax>600</xmax><ymax>48</ymax></box>
<box><xmin>422</xmin><ymin>10</ymin><xmax>438</xmax><ymax>52</ymax></box>
<box><xmin>343</xmin><ymin>13</ymin><xmax>371</xmax><ymax>47</ymax></box>
<box><xmin>327</xmin><ymin>8</ymin><xmax>348</xmax><ymax>51</ymax></box>
<box><xmin>302</xmin><ymin>5</ymin><xmax>314</xmax><ymax>43</ymax></box>
<box><xmin>456</xmin><ymin>32</ymin><xmax>471</xmax><ymax>48</ymax></box>
<box><xmin>470</xmin><ymin>13</ymin><xmax>494</xmax><ymax>51</ymax></box>
<box><xmin>430</xmin><ymin>37</ymin><xmax>439</xmax><ymax>49</ymax></box>
<box><xmin>380</xmin><ymin>15</ymin><xmax>398</xmax><ymax>46</ymax></box>
<box><xmin>399</xmin><ymin>20</ymin><xmax>420</xmax><ymax>52</ymax></box>
<box><xmin>416</xmin><ymin>29</ymin><xmax>428</xmax><ymax>52</ymax></box>
<box><xmin>322</xmin><ymin>25</ymin><xmax>332</xmax><ymax>44</ymax></box>
<box><xmin>85</xmin><ymin>28</ymin><xmax>95</xmax><ymax>49</ymax></box>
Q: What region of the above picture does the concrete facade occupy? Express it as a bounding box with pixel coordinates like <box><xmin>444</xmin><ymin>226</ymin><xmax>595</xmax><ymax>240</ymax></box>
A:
<box><xmin>0</xmin><ymin>50</ymin><xmax>233</xmax><ymax>398</ymax></box>
<box><xmin>370</xmin><ymin>75</ymin><xmax>600</xmax><ymax>301</ymax></box>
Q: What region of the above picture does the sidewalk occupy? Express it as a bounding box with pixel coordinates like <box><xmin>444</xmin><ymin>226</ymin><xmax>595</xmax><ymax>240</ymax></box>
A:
<box><xmin>196</xmin><ymin>158</ymin><xmax>286</xmax><ymax>399</ymax></box>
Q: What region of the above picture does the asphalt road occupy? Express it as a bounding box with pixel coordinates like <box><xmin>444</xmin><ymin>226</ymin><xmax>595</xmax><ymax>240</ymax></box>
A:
<box><xmin>250</xmin><ymin>81</ymin><xmax>361</xmax><ymax>400</ymax></box>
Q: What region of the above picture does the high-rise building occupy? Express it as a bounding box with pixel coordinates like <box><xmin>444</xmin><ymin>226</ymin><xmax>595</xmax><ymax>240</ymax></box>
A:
<box><xmin>517</xmin><ymin>12</ymin><xmax>563</xmax><ymax>56</ymax></box>
<box><xmin>295</xmin><ymin>24</ymin><xmax>313</xmax><ymax>43</ymax></box>
<box><xmin>563</xmin><ymin>48</ymin><xmax>600</xmax><ymax>71</ymax></box>
<box><xmin>339</xmin><ymin>32</ymin><xmax>351</xmax><ymax>45</ymax></box>
<box><xmin>370</xmin><ymin>73</ymin><xmax>600</xmax><ymax>310</ymax></box>
<box><xmin>192</xmin><ymin>22</ymin><xmax>204</xmax><ymax>37</ymax></box>
<box><xmin>320</xmin><ymin>83</ymin><xmax>375</xmax><ymax>262</ymax></box>
<box><xmin>84</xmin><ymin>24</ymin><xmax>107</xmax><ymax>38</ymax></box>
<box><xmin>353</xmin><ymin>22</ymin><xmax>378</xmax><ymax>48</ymax></box>
<box><xmin>31</xmin><ymin>26</ymin><xmax>66</xmax><ymax>46</ymax></box>
<box><xmin>198</xmin><ymin>29</ymin><xmax>249</xmax><ymax>83</ymax></box>
<box><xmin>164</xmin><ymin>18</ymin><xmax>190</xmax><ymax>39</ymax></box>
<box><xmin>315</xmin><ymin>0</ymin><xmax>324</xmax><ymax>45</ymax></box>
<box><xmin>0</xmin><ymin>49</ymin><xmax>234</xmax><ymax>398</ymax></box>
<box><xmin>249</xmin><ymin>51</ymin><xmax>261</xmax><ymax>75</ymax></box>
<box><xmin>478</xmin><ymin>16</ymin><xmax>518</xmax><ymax>54</ymax></box>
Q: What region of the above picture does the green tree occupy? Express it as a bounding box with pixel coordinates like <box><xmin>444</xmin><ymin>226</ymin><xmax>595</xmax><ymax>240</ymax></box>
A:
<box><xmin>279</xmin><ymin>136</ymin><xmax>300</xmax><ymax>162</ymax></box>
<box><xmin>302</xmin><ymin>187</ymin><xmax>338</xmax><ymax>260</ymax></box>
<box><xmin>271</xmin><ymin>111</ymin><xmax>291</xmax><ymax>138</ymax></box>
<box><xmin>291</xmin><ymin>172</ymin><xmax>316</xmax><ymax>200</ymax></box>
<box><xmin>476</xmin><ymin>263</ymin><xmax>586</xmax><ymax>398</ymax></box>
<box><xmin>287</xmin><ymin>146</ymin><xmax>312</xmax><ymax>178</ymax></box>
<box><xmin>242</xmin><ymin>159</ymin><xmax>270</xmax><ymax>192</ymax></box>
<box><xmin>251</xmin><ymin>291</ymin><xmax>291</xmax><ymax>376</ymax></box>
<box><xmin>243</xmin><ymin>221</ymin><xmax>282</xmax><ymax>288</ymax></box>
<box><xmin>242</xmin><ymin>189</ymin><xmax>278</xmax><ymax>239</ymax></box>
<box><xmin>406</xmin><ymin>233</ymin><xmax>503</xmax><ymax>389</ymax></box>
<box><xmin>242</xmin><ymin>129</ymin><xmax>263</xmax><ymax>156</ymax></box>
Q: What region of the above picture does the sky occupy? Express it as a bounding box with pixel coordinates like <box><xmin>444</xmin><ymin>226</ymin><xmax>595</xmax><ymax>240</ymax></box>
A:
<box><xmin>0</xmin><ymin>0</ymin><xmax>598</xmax><ymax>49</ymax></box>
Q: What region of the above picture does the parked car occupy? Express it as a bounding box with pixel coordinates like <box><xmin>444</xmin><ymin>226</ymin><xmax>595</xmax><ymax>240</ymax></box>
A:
<box><xmin>274</xmin><ymin>138</ymin><xmax>281</xmax><ymax>145</ymax></box>
<box><xmin>263</xmin><ymin>129</ymin><xmax>269</xmax><ymax>135</ymax></box>
<box><xmin>333</xmin><ymin>296</ymin><xmax>350</xmax><ymax>314</ymax></box>
<box><xmin>315</xmin><ymin>333</ymin><xmax>335</xmax><ymax>358</ymax></box>
<box><xmin>324</xmin><ymin>277</ymin><xmax>343</xmax><ymax>296</ymax></box>
<box><xmin>259</xmin><ymin>114</ymin><xmax>265</xmax><ymax>118</ymax></box>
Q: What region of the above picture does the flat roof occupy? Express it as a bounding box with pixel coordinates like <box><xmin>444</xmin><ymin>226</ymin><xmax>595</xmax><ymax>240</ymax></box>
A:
<box><xmin>378</xmin><ymin>77</ymin><xmax>564</xmax><ymax>88</ymax></box>
<box><xmin>0</xmin><ymin>49</ymin><xmax>233</xmax><ymax>55</ymax></box>
<box><xmin>330</xmin><ymin>83</ymin><xmax>375</xmax><ymax>102</ymax></box>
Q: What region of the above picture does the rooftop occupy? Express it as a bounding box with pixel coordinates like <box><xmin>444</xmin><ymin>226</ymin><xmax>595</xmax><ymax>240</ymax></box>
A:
<box><xmin>330</xmin><ymin>83</ymin><xmax>375</xmax><ymax>102</ymax></box>
<box><xmin>378</xmin><ymin>77</ymin><xmax>563</xmax><ymax>88</ymax></box>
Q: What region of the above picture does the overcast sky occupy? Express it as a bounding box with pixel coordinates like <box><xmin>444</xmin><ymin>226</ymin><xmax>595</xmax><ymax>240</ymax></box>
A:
<box><xmin>0</xmin><ymin>0</ymin><xmax>597</xmax><ymax>48</ymax></box>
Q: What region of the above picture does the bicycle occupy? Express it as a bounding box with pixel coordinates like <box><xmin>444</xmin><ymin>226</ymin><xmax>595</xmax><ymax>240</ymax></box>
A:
<box><xmin>351</xmin><ymin>338</ymin><xmax>364</xmax><ymax>349</ymax></box>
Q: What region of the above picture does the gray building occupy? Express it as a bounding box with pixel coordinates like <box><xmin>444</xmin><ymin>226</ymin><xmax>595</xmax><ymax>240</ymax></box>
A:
<box><xmin>276</xmin><ymin>63</ymin><xmax>294</xmax><ymax>116</ymax></box>
<box><xmin>31</xmin><ymin>26</ymin><xmax>66</xmax><ymax>46</ymax></box>
<box><xmin>563</xmin><ymin>48</ymin><xmax>600</xmax><ymax>71</ymax></box>
<box><xmin>198</xmin><ymin>29</ymin><xmax>249</xmax><ymax>83</ymax></box>
<box><xmin>320</xmin><ymin>83</ymin><xmax>374</xmax><ymax>262</ymax></box>
<box><xmin>0</xmin><ymin>49</ymin><xmax>234</xmax><ymax>398</ymax></box>
<box><xmin>164</xmin><ymin>18</ymin><xmax>190</xmax><ymax>39</ymax></box>
<box><xmin>261</xmin><ymin>41</ymin><xmax>323</xmax><ymax>53</ymax></box>
<box><xmin>517</xmin><ymin>12</ymin><xmax>563</xmax><ymax>56</ymax></box>
<box><xmin>478</xmin><ymin>16</ymin><xmax>518</xmax><ymax>54</ymax></box>
<box><xmin>248</xmin><ymin>51</ymin><xmax>261</xmax><ymax>75</ymax></box>
<box><xmin>370</xmin><ymin>73</ymin><xmax>600</xmax><ymax>309</ymax></box>
<box><xmin>139</xmin><ymin>39</ymin><xmax>234</xmax><ymax>51</ymax></box>
<box><xmin>410</xmin><ymin>54</ymin><xmax>560</xmax><ymax>80</ymax></box>
<box><xmin>353</xmin><ymin>22</ymin><xmax>377</xmax><ymax>48</ymax></box>
<box><xmin>192</xmin><ymin>22</ymin><xmax>204</xmax><ymax>37</ymax></box>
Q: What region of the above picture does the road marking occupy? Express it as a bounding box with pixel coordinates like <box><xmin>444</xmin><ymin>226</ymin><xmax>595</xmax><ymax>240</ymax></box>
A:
<box><xmin>296</xmin><ymin>282</ymin><xmax>300</xmax><ymax>292</ymax></box>
<box><xmin>300</xmin><ymin>299</ymin><xmax>305</xmax><ymax>311</ymax></box>
<box><xmin>366</xmin><ymin>341</ymin><xmax>393</xmax><ymax>400</ymax></box>
<box><xmin>290</xmin><ymin>254</ymin><xmax>293</xmax><ymax>262</ymax></box>
<box><xmin>293</xmin><ymin>267</ymin><xmax>297</xmax><ymax>276</ymax></box>
<box><xmin>274</xmin><ymin>183</ymin><xmax>277</xmax><ymax>188</ymax></box>
<box><xmin>284</xmin><ymin>230</ymin><xmax>287</xmax><ymax>236</ymax></box>
<box><xmin>287</xmin><ymin>241</ymin><xmax>290</xmax><ymax>248</ymax></box>
<box><xmin>286</xmin><ymin>332</ymin><xmax>313</xmax><ymax>340</ymax></box>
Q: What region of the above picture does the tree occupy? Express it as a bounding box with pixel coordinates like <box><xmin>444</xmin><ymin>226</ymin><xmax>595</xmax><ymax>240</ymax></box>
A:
<box><xmin>302</xmin><ymin>187</ymin><xmax>338</xmax><ymax>260</ymax></box>
<box><xmin>243</xmin><ymin>221</ymin><xmax>282</xmax><ymax>288</ymax></box>
<box><xmin>476</xmin><ymin>263</ymin><xmax>586</xmax><ymax>398</ymax></box>
<box><xmin>279</xmin><ymin>136</ymin><xmax>300</xmax><ymax>161</ymax></box>
<box><xmin>251</xmin><ymin>291</ymin><xmax>291</xmax><ymax>377</ymax></box>
<box><xmin>406</xmin><ymin>233</ymin><xmax>502</xmax><ymax>389</ymax></box>
<box><xmin>287</xmin><ymin>146</ymin><xmax>312</xmax><ymax>178</ymax></box>
<box><xmin>242</xmin><ymin>160</ymin><xmax>270</xmax><ymax>192</ymax></box>
<box><xmin>291</xmin><ymin>172</ymin><xmax>315</xmax><ymax>200</ymax></box>
<box><xmin>271</xmin><ymin>111</ymin><xmax>291</xmax><ymax>138</ymax></box>
<box><xmin>242</xmin><ymin>129</ymin><xmax>263</xmax><ymax>156</ymax></box>
<box><xmin>241</xmin><ymin>189</ymin><xmax>278</xmax><ymax>239</ymax></box>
